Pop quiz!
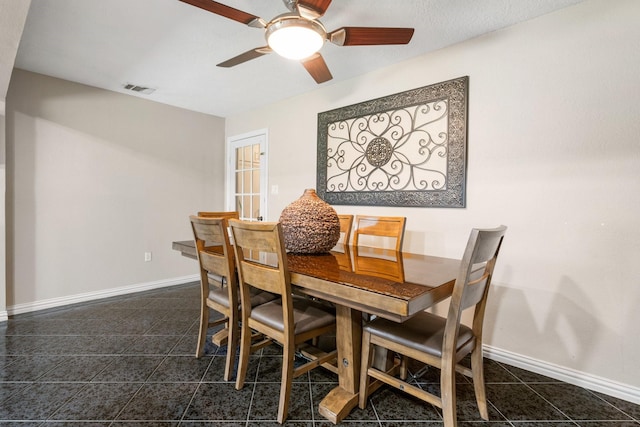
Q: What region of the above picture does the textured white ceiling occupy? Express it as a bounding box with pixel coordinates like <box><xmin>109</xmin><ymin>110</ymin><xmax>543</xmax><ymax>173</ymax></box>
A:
<box><xmin>15</xmin><ymin>0</ymin><xmax>584</xmax><ymax>117</ymax></box>
<box><xmin>0</xmin><ymin>0</ymin><xmax>30</xmax><ymax>101</ymax></box>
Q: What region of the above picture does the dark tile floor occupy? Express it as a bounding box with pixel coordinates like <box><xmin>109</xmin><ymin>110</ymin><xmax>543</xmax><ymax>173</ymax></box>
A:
<box><xmin>1</xmin><ymin>282</ymin><xmax>638</xmax><ymax>426</ymax></box>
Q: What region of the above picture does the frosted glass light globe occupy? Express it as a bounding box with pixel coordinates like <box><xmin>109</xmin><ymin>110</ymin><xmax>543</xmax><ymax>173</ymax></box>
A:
<box><xmin>266</xmin><ymin>17</ymin><xmax>326</xmax><ymax>60</ymax></box>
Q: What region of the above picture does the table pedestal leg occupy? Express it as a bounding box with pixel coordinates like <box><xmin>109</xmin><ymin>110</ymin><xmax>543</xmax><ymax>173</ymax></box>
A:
<box><xmin>318</xmin><ymin>305</ymin><xmax>362</xmax><ymax>424</ymax></box>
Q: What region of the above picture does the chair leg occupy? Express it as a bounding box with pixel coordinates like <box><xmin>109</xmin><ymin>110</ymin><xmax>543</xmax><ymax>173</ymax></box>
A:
<box><xmin>399</xmin><ymin>354</ymin><xmax>409</xmax><ymax>380</ymax></box>
<box><xmin>277</xmin><ymin>342</ymin><xmax>296</xmax><ymax>424</ymax></box>
<box><xmin>223</xmin><ymin>311</ymin><xmax>238</xmax><ymax>382</ymax></box>
<box><xmin>470</xmin><ymin>347</ymin><xmax>489</xmax><ymax>420</ymax></box>
<box><xmin>235</xmin><ymin>318</ymin><xmax>253</xmax><ymax>390</ymax></box>
<box><xmin>441</xmin><ymin>360</ymin><xmax>458</xmax><ymax>427</ymax></box>
<box><xmin>358</xmin><ymin>330</ymin><xmax>373</xmax><ymax>409</ymax></box>
<box><xmin>196</xmin><ymin>304</ymin><xmax>209</xmax><ymax>358</ymax></box>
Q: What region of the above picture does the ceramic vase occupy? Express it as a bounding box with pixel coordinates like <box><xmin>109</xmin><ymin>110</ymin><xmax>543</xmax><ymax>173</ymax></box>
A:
<box><xmin>279</xmin><ymin>189</ymin><xmax>340</xmax><ymax>253</ymax></box>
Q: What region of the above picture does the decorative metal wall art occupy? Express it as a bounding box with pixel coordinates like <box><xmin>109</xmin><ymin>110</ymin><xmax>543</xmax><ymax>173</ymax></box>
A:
<box><xmin>317</xmin><ymin>76</ymin><xmax>468</xmax><ymax>207</ymax></box>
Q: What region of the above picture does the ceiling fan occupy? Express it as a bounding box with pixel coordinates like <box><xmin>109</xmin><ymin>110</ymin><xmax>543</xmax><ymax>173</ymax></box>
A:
<box><xmin>179</xmin><ymin>0</ymin><xmax>415</xmax><ymax>84</ymax></box>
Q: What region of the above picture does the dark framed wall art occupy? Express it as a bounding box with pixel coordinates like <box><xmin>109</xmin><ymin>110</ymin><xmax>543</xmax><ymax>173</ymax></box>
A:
<box><xmin>317</xmin><ymin>76</ymin><xmax>468</xmax><ymax>207</ymax></box>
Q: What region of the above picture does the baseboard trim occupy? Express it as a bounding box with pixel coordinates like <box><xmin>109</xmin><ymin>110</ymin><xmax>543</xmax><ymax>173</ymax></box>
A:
<box><xmin>0</xmin><ymin>310</ymin><xmax>8</xmax><ymax>322</ymax></box>
<box><xmin>484</xmin><ymin>344</ymin><xmax>640</xmax><ymax>405</ymax></box>
<box><xmin>6</xmin><ymin>275</ymin><xmax>199</xmax><ymax>316</ymax></box>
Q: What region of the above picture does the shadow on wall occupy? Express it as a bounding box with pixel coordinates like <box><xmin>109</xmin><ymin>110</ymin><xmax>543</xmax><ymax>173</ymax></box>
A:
<box><xmin>484</xmin><ymin>273</ymin><xmax>611</xmax><ymax>372</ymax></box>
<box><xmin>4</xmin><ymin>110</ymin><xmax>36</xmax><ymax>307</ymax></box>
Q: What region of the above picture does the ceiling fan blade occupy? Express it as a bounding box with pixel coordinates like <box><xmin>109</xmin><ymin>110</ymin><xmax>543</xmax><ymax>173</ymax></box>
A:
<box><xmin>329</xmin><ymin>27</ymin><xmax>414</xmax><ymax>46</ymax></box>
<box><xmin>217</xmin><ymin>47</ymin><xmax>272</xmax><ymax>68</ymax></box>
<box><xmin>301</xmin><ymin>53</ymin><xmax>333</xmax><ymax>84</ymax></box>
<box><xmin>296</xmin><ymin>0</ymin><xmax>332</xmax><ymax>19</ymax></box>
<box><xmin>179</xmin><ymin>0</ymin><xmax>266</xmax><ymax>28</ymax></box>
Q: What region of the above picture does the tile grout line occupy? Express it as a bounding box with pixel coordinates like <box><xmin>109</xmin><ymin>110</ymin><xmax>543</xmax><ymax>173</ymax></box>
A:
<box><xmin>582</xmin><ymin>386</ymin><xmax>640</xmax><ymax>422</ymax></box>
<box><xmin>501</xmin><ymin>355</ymin><xmax>636</xmax><ymax>425</ymax></box>
<box><xmin>245</xmin><ymin>350</ymin><xmax>264</xmax><ymax>426</ymax></box>
<box><xmin>175</xmin><ymin>311</ymin><xmax>208</xmax><ymax>425</ymax></box>
<box><xmin>494</xmin><ymin>359</ymin><xmax>580</xmax><ymax>425</ymax></box>
<box><xmin>110</xmin><ymin>312</ymin><xmax>191</xmax><ymax>425</ymax></box>
<box><xmin>178</xmin><ymin>353</ymin><xmax>216</xmax><ymax>425</ymax></box>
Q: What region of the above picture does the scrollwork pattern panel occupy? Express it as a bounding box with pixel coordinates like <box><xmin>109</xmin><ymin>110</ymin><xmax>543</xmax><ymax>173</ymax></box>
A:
<box><xmin>317</xmin><ymin>76</ymin><xmax>468</xmax><ymax>207</ymax></box>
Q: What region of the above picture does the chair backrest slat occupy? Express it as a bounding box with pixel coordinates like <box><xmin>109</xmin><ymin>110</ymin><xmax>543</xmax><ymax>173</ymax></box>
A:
<box><xmin>461</xmin><ymin>272</ymin><xmax>490</xmax><ymax>310</ymax></box>
<box><xmin>199</xmin><ymin>251</ymin><xmax>227</xmax><ymax>276</ymax></box>
<box><xmin>353</xmin><ymin>215</ymin><xmax>406</xmax><ymax>251</ymax></box>
<box><xmin>231</xmin><ymin>223</ymin><xmax>284</xmax><ymax>253</ymax></box>
<box><xmin>197</xmin><ymin>211</ymin><xmax>240</xmax><ymax>220</ymax></box>
<box><xmin>238</xmin><ymin>260</ymin><xmax>284</xmax><ymax>295</ymax></box>
<box><xmin>191</xmin><ymin>220</ymin><xmax>227</xmax><ymax>246</ymax></box>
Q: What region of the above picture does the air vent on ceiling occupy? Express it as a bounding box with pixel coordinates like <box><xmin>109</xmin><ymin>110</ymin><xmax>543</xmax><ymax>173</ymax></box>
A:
<box><xmin>123</xmin><ymin>83</ymin><xmax>156</xmax><ymax>95</ymax></box>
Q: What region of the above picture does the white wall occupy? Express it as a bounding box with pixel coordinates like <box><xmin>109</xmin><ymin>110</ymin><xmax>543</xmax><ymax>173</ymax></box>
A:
<box><xmin>6</xmin><ymin>70</ymin><xmax>225</xmax><ymax>309</ymax></box>
<box><xmin>226</xmin><ymin>0</ymin><xmax>640</xmax><ymax>397</ymax></box>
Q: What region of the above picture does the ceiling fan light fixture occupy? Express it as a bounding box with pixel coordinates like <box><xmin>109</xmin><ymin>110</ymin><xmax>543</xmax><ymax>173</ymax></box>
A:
<box><xmin>266</xmin><ymin>16</ymin><xmax>326</xmax><ymax>60</ymax></box>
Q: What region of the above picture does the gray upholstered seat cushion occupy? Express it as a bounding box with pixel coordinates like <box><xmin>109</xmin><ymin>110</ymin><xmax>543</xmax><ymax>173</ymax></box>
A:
<box><xmin>363</xmin><ymin>311</ymin><xmax>475</xmax><ymax>358</ymax></box>
<box><xmin>208</xmin><ymin>286</ymin><xmax>231</xmax><ymax>307</ymax></box>
<box><xmin>208</xmin><ymin>285</ymin><xmax>276</xmax><ymax>308</ymax></box>
<box><xmin>250</xmin><ymin>295</ymin><xmax>336</xmax><ymax>334</ymax></box>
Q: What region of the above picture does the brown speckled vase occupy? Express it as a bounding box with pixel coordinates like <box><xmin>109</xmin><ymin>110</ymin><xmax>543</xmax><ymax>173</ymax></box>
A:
<box><xmin>279</xmin><ymin>189</ymin><xmax>340</xmax><ymax>253</ymax></box>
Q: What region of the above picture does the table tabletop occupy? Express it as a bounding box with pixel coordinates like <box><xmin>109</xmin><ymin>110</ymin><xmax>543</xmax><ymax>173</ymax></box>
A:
<box><xmin>172</xmin><ymin>241</ymin><xmax>459</xmax><ymax>321</ymax></box>
<box><xmin>287</xmin><ymin>245</ymin><xmax>460</xmax><ymax>322</ymax></box>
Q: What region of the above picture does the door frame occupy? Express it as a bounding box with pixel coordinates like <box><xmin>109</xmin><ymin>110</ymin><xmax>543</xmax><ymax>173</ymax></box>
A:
<box><xmin>226</xmin><ymin>128</ymin><xmax>269</xmax><ymax>220</ymax></box>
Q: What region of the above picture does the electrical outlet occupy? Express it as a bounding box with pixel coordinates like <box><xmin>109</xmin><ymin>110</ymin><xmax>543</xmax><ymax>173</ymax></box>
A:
<box><xmin>144</xmin><ymin>252</ymin><xmax>152</xmax><ymax>262</ymax></box>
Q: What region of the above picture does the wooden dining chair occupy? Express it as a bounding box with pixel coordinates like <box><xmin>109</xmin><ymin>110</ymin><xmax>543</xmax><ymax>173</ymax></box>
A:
<box><xmin>190</xmin><ymin>216</ymin><xmax>239</xmax><ymax>381</ymax></box>
<box><xmin>189</xmin><ymin>216</ymin><xmax>274</xmax><ymax>380</ymax></box>
<box><xmin>353</xmin><ymin>215</ymin><xmax>406</xmax><ymax>251</ymax></box>
<box><xmin>358</xmin><ymin>225</ymin><xmax>507</xmax><ymax>427</ymax></box>
<box><xmin>229</xmin><ymin>219</ymin><xmax>338</xmax><ymax>424</ymax></box>
<box><xmin>193</xmin><ymin>211</ymin><xmax>239</xmax><ymax>344</ymax></box>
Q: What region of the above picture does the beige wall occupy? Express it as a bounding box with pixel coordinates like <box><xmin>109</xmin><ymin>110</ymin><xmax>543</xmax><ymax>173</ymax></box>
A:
<box><xmin>226</xmin><ymin>0</ymin><xmax>640</xmax><ymax>393</ymax></box>
<box><xmin>6</xmin><ymin>70</ymin><xmax>225</xmax><ymax>309</ymax></box>
<box><xmin>0</xmin><ymin>0</ymin><xmax>31</xmax><ymax>320</ymax></box>
<box><xmin>0</xmin><ymin>110</ymin><xmax>5</xmax><ymax>319</ymax></box>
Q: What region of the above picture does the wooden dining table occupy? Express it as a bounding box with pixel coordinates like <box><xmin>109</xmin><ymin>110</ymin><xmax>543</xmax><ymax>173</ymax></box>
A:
<box><xmin>172</xmin><ymin>241</ymin><xmax>462</xmax><ymax>424</ymax></box>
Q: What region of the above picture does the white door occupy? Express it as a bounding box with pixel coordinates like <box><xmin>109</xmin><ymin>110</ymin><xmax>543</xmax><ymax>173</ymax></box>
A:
<box><xmin>227</xmin><ymin>130</ymin><xmax>267</xmax><ymax>221</ymax></box>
